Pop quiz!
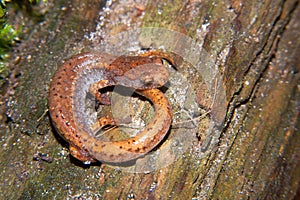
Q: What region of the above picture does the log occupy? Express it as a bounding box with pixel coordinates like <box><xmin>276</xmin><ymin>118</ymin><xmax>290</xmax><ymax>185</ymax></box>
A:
<box><xmin>1</xmin><ymin>0</ymin><xmax>299</xmax><ymax>199</ymax></box>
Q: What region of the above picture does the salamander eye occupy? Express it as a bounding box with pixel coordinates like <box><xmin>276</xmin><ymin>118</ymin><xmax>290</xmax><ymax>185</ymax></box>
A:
<box><xmin>142</xmin><ymin>76</ymin><xmax>154</xmax><ymax>85</ymax></box>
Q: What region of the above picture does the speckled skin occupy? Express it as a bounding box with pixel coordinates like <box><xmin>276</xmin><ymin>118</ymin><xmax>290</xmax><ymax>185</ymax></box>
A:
<box><xmin>48</xmin><ymin>52</ymin><xmax>173</xmax><ymax>163</ymax></box>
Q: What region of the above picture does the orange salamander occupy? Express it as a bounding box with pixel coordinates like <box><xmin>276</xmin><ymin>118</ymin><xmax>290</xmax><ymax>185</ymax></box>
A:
<box><xmin>48</xmin><ymin>52</ymin><xmax>174</xmax><ymax>164</ymax></box>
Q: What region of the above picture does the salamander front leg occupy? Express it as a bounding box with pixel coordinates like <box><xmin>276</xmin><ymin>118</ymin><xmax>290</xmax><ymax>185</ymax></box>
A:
<box><xmin>89</xmin><ymin>80</ymin><xmax>113</xmax><ymax>105</ymax></box>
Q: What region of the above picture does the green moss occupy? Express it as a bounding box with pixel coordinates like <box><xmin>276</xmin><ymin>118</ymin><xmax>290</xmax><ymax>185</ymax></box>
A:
<box><xmin>0</xmin><ymin>1</ymin><xmax>16</xmax><ymax>86</ymax></box>
<box><xmin>0</xmin><ymin>24</ymin><xmax>21</xmax><ymax>57</ymax></box>
<box><xmin>0</xmin><ymin>0</ymin><xmax>47</xmax><ymax>87</ymax></box>
<box><xmin>0</xmin><ymin>0</ymin><xmax>47</xmax><ymax>57</ymax></box>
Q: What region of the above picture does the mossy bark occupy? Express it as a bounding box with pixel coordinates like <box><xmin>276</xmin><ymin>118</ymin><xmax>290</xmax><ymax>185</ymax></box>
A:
<box><xmin>0</xmin><ymin>0</ymin><xmax>299</xmax><ymax>199</ymax></box>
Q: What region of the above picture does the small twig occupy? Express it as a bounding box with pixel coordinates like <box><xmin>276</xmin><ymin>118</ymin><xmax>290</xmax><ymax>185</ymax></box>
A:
<box><xmin>94</xmin><ymin>126</ymin><xmax>117</xmax><ymax>137</ymax></box>
<box><xmin>210</xmin><ymin>77</ymin><xmax>218</xmax><ymax>110</ymax></box>
<box><xmin>37</xmin><ymin>109</ymin><xmax>48</xmax><ymax>123</ymax></box>
<box><xmin>172</xmin><ymin>109</ymin><xmax>211</xmax><ymax>129</ymax></box>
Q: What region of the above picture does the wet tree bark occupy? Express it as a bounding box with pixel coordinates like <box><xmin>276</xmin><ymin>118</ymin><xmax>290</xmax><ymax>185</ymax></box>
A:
<box><xmin>1</xmin><ymin>0</ymin><xmax>299</xmax><ymax>199</ymax></box>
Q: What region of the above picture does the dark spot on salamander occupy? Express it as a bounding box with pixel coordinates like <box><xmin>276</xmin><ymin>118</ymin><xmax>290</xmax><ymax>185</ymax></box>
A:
<box><xmin>146</xmin><ymin>127</ymin><xmax>153</xmax><ymax>131</ymax></box>
<box><xmin>100</xmin><ymin>152</ymin><xmax>106</xmax><ymax>157</ymax></box>
<box><xmin>101</xmin><ymin>144</ymin><xmax>106</xmax><ymax>148</ymax></box>
<box><xmin>135</xmin><ymin>147</ymin><xmax>140</xmax><ymax>153</ymax></box>
<box><xmin>119</xmin><ymin>146</ymin><xmax>123</xmax><ymax>149</ymax></box>
<box><xmin>155</xmin><ymin>133</ymin><xmax>161</xmax><ymax>140</ymax></box>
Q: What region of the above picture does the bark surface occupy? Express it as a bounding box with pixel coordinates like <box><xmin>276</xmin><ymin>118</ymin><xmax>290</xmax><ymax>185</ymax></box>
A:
<box><xmin>0</xmin><ymin>0</ymin><xmax>299</xmax><ymax>199</ymax></box>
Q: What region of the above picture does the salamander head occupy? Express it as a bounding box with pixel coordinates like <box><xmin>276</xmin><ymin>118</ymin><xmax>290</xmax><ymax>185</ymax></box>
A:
<box><xmin>114</xmin><ymin>62</ymin><xmax>170</xmax><ymax>89</ymax></box>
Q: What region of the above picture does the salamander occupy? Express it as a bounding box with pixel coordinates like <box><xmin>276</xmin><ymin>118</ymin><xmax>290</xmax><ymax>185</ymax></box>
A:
<box><xmin>48</xmin><ymin>52</ymin><xmax>174</xmax><ymax>164</ymax></box>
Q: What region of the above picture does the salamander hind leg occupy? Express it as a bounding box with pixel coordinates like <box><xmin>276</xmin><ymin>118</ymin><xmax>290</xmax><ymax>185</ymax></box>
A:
<box><xmin>90</xmin><ymin>116</ymin><xmax>117</xmax><ymax>133</ymax></box>
<box><xmin>69</xmin><ymin>145</ymin><xmax>96</xmax><ymax>164</ymax></box>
